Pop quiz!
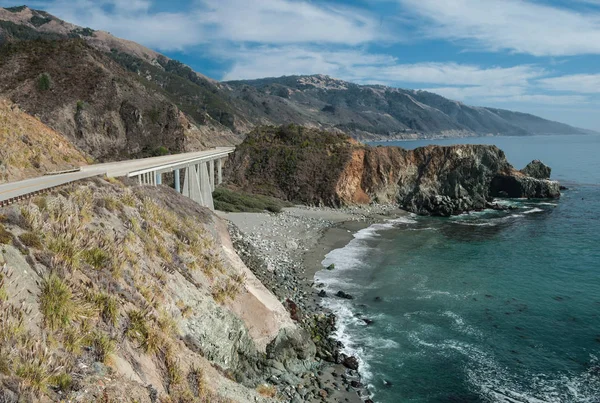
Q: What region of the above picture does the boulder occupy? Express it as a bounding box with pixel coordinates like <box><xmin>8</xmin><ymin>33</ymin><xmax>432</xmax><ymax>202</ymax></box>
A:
<box><xmin>336</xmin><ymin>291</ymin><xmax>354</xmax><ymax>300</ymax></box>
<box><xmin>521</xmin><ymin>160</ymin><xmax>551</xmax><ymax>179</ymax></box>
<box><xmin>342</xmin><ymin>355</ymin><xmax>359</xmax><ymax>370</ymax></box>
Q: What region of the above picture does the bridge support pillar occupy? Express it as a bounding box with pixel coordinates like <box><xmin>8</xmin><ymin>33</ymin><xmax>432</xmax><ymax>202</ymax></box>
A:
<box><xmin>217</xmin><ymin>158</ymin><xmax>223</xmax><ymax>185</ymax></box>
<box><xmin>156</xmin><ymin>172</ymin><xmax>162</xmax><ymax>185</ymax></box>
<box><xmin>174</xmin><ymin>169</ymin><xmax>181</xmax><ymax>193</ymax></box>
<box><xmin>181</xmin><ymin>163</ymin><xmax>214</xmax><ymax>210</ymax></box>
<box><xmin>209</xmin><ymin>160</ymin><xmax>215</xmax><ymax>191</ymax></box>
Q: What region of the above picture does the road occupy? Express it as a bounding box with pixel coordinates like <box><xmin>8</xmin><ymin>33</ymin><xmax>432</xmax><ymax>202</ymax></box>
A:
<box><xmin>0</xmin><ymin>147</ymin><xmax>235</xmax><ymax>205</ymax></box>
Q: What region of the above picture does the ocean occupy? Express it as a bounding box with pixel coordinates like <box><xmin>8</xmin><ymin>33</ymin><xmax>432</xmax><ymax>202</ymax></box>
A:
<box><xmin>315</xmin><ymin>134</ymin><xmax>600</xmax><ymax>402</ymax></box>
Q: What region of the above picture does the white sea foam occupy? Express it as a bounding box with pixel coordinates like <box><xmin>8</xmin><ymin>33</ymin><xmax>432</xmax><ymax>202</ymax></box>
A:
<box><xmin>454</xmin><ymin>221</ymin><xmax>497</xmax><ymax>227</ymax></box>
<box><xmin>314</xmin><ymin>216</ymin><xmax>419</xmax><ymax>385</ymax></box>
<box><xmin>409</xmin><ymin>329</ymin><xmax>600</xmax><ymax>403</ymax></box>
<box><xmin>523</xmin><ymin>208</ymin><xmax>544</xmax><ymax>214</ymax></box>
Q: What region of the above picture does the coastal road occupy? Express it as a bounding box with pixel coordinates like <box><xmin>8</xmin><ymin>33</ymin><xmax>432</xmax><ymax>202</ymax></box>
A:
<box><xmin>0</xmin><ymin>147</ymin><xmax>235</xmax><ymax>205</ymax></box>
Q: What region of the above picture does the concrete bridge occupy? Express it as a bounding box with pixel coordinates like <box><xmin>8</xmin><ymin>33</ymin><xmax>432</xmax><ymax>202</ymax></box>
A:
<box><xmin>0</xmin><ymin>147</ymin><xmax>235</xmax><ymax>210</ymax></box>
<box><xmin>126</xmin><ymin>147</ymin><xmax>234</xmax><ymax>210</ymax></box>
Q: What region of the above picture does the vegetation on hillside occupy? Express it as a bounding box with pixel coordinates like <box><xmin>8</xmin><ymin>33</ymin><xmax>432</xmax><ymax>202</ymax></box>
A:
<box><xmin>213</xmin><ymin>188</ymin><xmax>293</xmax><ymax>213</ymax></box>
<box><xmin>226</xmin><ymin>125</ymin><xmax>356</xmax><ymax>206</ymax></box>
<box><xmin>0</xmin><ymin>99</ymin><xmax>88</xmax><ymax>182</ymax></box>
<box><xmin>0</xmin><ymin>178</ymin><xmax>247</xmax><ymax>401</ymax></box>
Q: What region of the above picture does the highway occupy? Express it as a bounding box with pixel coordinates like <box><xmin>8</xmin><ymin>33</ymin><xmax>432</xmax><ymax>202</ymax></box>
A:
<box><xmin>0</xmin><ymin>147</ymin><xmax>235</xmax><ymax>205</ymax></box>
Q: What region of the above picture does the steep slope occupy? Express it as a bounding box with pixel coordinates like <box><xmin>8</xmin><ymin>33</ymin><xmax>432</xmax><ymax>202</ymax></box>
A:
<box><xmin>0</xmin><ymin>7</ymin><xmax>241</xmax><ymax>161</ymax></box>
<box><xmin>0</xmin><ymin>177</ymin><xmax>326</xmax><ymax>402</ymax></box>
<box><xmin>224</xmin><ymin>75</ymin><xmax>590</xmax><ymax>140</ymax></box>
<box><xmin>0</xmin><ymin>98</ymin><xmax>88</xmax><ymax>183</ymax></box>
<box><xmin>225</xmin><ymin>125</ymin><xmax>560</xmax><ymax>216</ymax></box>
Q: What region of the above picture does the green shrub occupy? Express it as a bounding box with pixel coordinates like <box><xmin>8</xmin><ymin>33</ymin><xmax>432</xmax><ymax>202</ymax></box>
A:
<box><xmin>82</xmin><ymin>247</ymin><xmax>109</xmax><ymax>270</ymax></box>
<box><xmin>18</xmin><ymin>232</ymin><xmax>42</xmax><ymax>249</ymax></box>
<box><xmin>0</xmin><ymin>224</ymin><xmax>12</xmax><ymax>244</ymax></box>
<box><xmin>152</xmin><ymin>146</ymin><xmax>170</xmax><ymax>156</ymax></box>
<box><xmin>37</xmin><ymin>73</ymin><xmax>52</xmax><ymax>91</ymax></box>
<box><xmin>213</xmin><ymin>188</ymin><xmax>292</xmax><ymax>213</ymax></box>
<box><xmin>39</xmin><ymin>274</ymin><xmax>76</xmax><ymax>331</ymax></box>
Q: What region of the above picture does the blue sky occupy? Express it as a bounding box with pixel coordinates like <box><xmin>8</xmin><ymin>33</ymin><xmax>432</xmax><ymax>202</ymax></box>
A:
<box><xmin>3</xmin><ymin>0</ymin><xmax>600</xmax><ymax>130</ymax></box>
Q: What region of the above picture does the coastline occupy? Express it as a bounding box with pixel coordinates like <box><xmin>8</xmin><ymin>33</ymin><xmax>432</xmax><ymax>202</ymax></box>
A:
<box><xmin>218</xmin><ymin>205</ymin><xmax>407</xmax><ymax>402</ymax></box>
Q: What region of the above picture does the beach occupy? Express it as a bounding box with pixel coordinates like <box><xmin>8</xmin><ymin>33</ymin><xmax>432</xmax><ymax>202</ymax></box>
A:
<box><xmin>217</xmin><ymin>205</ymin><xmax>406</xmax><ymax>402</ymax></box>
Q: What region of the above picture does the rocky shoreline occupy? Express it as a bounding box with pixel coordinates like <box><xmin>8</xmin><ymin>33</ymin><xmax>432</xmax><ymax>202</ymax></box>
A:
<box><xmin>219</xmin><ymin>205</ymin><xmax>406</xmax><ymax>402</ymax></box>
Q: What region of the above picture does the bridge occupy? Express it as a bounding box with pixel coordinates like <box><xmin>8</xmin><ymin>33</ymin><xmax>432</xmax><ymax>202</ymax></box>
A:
<box><xmin>0</xmin><ymin>147</ymin><xmax>235</xmax><ymax>210</ymax></box>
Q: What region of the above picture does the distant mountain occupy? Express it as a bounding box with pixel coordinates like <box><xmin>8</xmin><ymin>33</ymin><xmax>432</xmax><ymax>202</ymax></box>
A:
<box><xmin>223</xmin><ymin>75</ymin><xmax>592</xmax><ymax>140</ymax></box>
<box><xmin>0</xmin><ymin>6</ymin><xmax>591</xmax><ymax>161</ymax></box>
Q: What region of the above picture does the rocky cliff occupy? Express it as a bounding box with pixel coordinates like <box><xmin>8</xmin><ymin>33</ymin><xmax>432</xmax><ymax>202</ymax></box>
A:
<box><xmin>226</xmin><ymin>125</ymin><xmax>560</xmax><ymax>216</ymax></box>
<box><xmin>0</xmin><ymin>177</ymin><xmax>323</xmax><ymax>402</ymax></box>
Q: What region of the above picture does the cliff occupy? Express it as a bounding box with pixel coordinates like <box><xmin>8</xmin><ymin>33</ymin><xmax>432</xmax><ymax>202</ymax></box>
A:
<box><xmin>0</xmin><ymin>178</ymin><xmax>321</xmax><ymax>402</ymax></box>
<box><xmin>226</xmin><ymin>125</ymin><xmax>560</xmax><ymax>216</ymax></box>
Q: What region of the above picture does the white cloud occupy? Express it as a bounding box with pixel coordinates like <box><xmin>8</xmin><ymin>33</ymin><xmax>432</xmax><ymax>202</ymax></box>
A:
<box><xmin>538</xmin><ymin>74</ymin><xmax>600</xmax><ymax>94</ymax></box>
<box><xmin>480</xmin><ymin>94</ymin><xmax>590</xmax><ymax>105</ymax></box>
<box><xmin>41</xmin><ymin>0</ymin><xmax>384</xmax><ymax>51</ymax></box>
<box><xmin>196</xmin><ymin>0</ymin><xmax>383</xmax><ymax>45</ymax></box>
<box><xmin>399</xmin><ymin>0</ymin><xmax>600</xmax><ymax>56</ymax></box>
<box><xmin>46</xmin><ymin>0</ymin><xmax>202</xmax><ymax>50</ymax></box>
<box><xmin>221</xmin><ymin>46</ymin><xmax>545</xmax><ymax>87</ymax></box>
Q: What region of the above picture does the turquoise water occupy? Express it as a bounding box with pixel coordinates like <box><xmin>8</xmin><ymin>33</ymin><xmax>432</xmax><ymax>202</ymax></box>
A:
<box><xmin>316</xmin><ymin>135</ymin><xmax>600</xmax><ymax>402</ymax></box>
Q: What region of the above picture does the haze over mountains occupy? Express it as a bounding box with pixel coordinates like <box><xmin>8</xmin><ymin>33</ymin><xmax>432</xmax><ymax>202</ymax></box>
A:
<box><xmin>0</xmin><ymin>6</ymin><xmax>591</xmax><ymax>161</ymax></box>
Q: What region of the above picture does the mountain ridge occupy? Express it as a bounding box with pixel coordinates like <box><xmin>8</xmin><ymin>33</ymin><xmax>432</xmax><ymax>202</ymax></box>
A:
<box><xmin>0</xmin><ymin>5</ymin><xmax>593</xmax><ymax>161</ymax></box>
<box><xmin>224</xmin><ymin>74</ymin><xmax>592</xmax><ymax>140</ymax></box>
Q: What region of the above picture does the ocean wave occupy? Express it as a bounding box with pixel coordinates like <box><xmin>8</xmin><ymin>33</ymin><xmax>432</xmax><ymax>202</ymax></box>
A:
<box><xmin>453</xmin><ymin>221</ymin><xmax>497</xmax><ymax>227</ymax></box>
<box><xmin>408</xmin><ymin>331</ymin><xmax>600</xmax><ymax>403</ymax></box>
<box><xmin>523</xmin><ymin>208</ymin><xmax>544</xmax><ymax>214</ymax></box>
<box><xmin>442</xmin><ymin>311</ymin><xmax>482</xmax><ymax>337</ymax></box>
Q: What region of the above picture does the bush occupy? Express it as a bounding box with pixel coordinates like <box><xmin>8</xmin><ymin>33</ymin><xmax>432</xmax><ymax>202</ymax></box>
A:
<box><xmin>152</xmin><ymin>146</ymin><xmax>170</xmax><ymax>156</ymax></box>
<box><xmin>37</xmin><ymin>73</ymin><xmax>52</xmax><ymax>91</ymax></box>
<box><xmin>0</xmin><ymin>224</ymin><xmax>13</xmax><ymax>244</ymax></box>
<box><xmin>18</xmin><ymin>232</ymin><xmax>42</xmax><ymax>249</ymax></box>
<box><xmin>213</xmin><ymin>188</ymin><xmax>292</xmax><ymax>213</ymax></box>
<box><xmin>39</xmin><ymin>274</ymin><xmax>76</xmax><ymax>330</ymax></box>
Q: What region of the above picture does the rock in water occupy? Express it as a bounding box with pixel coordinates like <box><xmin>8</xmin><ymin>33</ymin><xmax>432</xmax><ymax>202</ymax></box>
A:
<box><xmin>326</xmin><ymin>263</ymin><xmax>335</xmax><ymax>270</ymax></box>
<box><xmin>521</xmin><ymin>160</ymin><xmax>551</xmax><ymax>179</ymax></box>
<box><xmin>342</xmin><ymin>355</ymin><xmax>360</xmax><ymax>370</ymax></box>
<box><xmin>336</xmin><ymin>291</ymin><xmax>354</xmax><ymax>300</ymax></box>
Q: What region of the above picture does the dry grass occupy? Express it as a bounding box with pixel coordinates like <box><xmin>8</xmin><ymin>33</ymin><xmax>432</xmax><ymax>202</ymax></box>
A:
<box><xmin>91</xmin><ymin>331</ymin><xmax>116</xmax><ymax>364</ymax></box>
<box><xmin>39</xmin><ymin>274</ymin><xmax>77</xmax><ymax>331</ymax></box>
<box><xmin>256</xmin><ymin>384</ymin><xmax>277</xmax><ymax>398</ymax></box>
<box><xmin>0</xmin><ymin>223</ymin><xmax>13</xmax><ymax>244</ymax></box>
<box><xmin>0</xmin><ymin>99</ymin><xmax>87</xmax><ymax>182</ymax></box>
<box><xmin>18</xmin><ymin>232</ymin><xmax>43</xmax><ymax>249</ymax></box>
<box><xmin>0</xmin><ymin>178</ymin><xmax>248</xmax><ymax>401</ymax></box>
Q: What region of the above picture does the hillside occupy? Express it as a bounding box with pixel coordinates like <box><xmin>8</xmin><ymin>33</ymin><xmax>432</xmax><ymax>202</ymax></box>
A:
<box><xmin>0</xmin><ymin>6</ymin><xmax>242</xmax><ymax>161</ymax></box>
<box><xmin>0</xmin><ymin>6</ymin><xmax>591</xmax><ymax>156</ymax></box>
<box><xmin>0</xmin><ymin>99</ymin><xmax>88</xmax><ymax>183</ymax></box>
<box><xmin>0</xmin><ymin>177</ymin><xmax>336</xmax><ymax>402</ymax></box>
<box><xmin>224</xmin><ymin>75</ymin><xmax>590</xmax><ymax>140</ymax></box>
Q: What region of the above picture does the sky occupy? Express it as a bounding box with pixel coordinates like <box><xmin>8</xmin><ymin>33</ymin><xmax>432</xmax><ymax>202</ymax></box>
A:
<box><xmin>2</xmin><ymin>0</ymin><xmax>600</xmax><ymax>130</ymax></box>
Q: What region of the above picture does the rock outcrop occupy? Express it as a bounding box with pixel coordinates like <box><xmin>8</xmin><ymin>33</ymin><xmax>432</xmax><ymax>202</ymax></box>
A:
<box><xmin>520</xmin><ymin>160</ymin><xmax>551</xmax><ymax>179</ymax></box>
<box><xmin>227</xmin><ymin>125</ymin><xmax>561</xmax><ymax>216</ymax></box>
